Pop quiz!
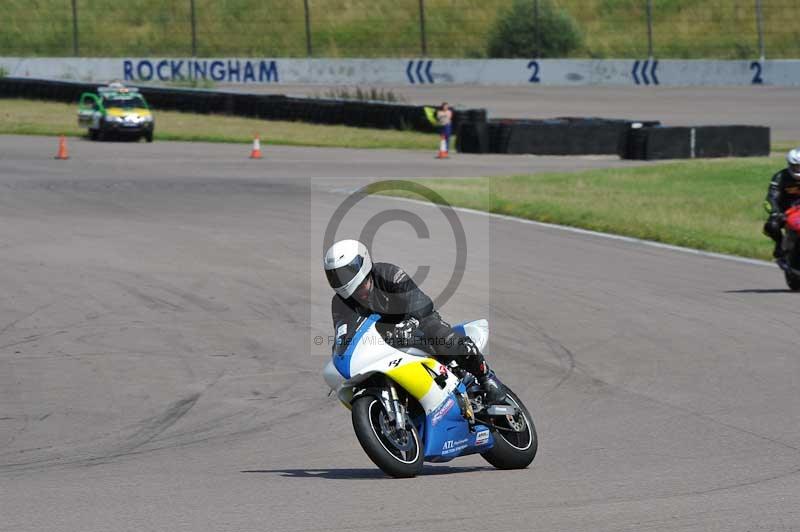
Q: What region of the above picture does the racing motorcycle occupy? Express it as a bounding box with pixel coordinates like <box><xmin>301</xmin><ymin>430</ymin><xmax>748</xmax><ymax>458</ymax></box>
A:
<box><xmin>323</xmin><ymin>314</ymin><xmax>537</xmax><ymax>478</ymax></box>
<box><xmin>777</xmin><ymin>205</ymin><xmax>800</xmax><ymax>291</ymax></box>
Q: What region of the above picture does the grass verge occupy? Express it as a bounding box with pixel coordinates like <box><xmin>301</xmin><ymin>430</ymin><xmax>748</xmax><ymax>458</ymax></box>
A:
<box><xmin>372</xmin><ymin>157</ymin><xmax>783</xmax><ymax>261</ymax></box>
<box><xmin>0</xmin><ymin>98</ymin><xmax>439</xmax><ymax>150</ymax></box>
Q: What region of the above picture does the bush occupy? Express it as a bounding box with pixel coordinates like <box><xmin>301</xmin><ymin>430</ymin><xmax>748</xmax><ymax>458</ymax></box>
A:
<box><xmin>319</xmin><ymin>87</ymin><xmax>407</xmax><ymax>103</ymax></box>
<box><xmin>487</xmin><ymin>0</ymin><xmax>583</xmax><ymax>58</ymax></box>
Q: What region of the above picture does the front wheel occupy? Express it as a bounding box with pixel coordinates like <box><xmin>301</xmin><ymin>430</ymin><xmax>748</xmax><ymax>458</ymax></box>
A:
<box><xmin>351</xmin><ymin>395</ymin><xmax>423</xmax><ymax>478</ymax></box>
<box><xmin>480</xmin><ymin>387</ymin><xmax>538</xmax><ymax>470</ymax></box>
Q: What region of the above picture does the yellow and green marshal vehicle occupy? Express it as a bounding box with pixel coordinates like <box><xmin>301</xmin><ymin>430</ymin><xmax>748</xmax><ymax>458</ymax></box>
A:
<box><xmin>77</xmin><ymin>82</ymin><xmax>154</xmax><ymax>142</ymax></box>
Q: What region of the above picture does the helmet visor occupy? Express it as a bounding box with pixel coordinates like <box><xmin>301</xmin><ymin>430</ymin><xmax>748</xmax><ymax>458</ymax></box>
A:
<box><xmin>325</xmin><ymin>254</ymin><xmax>364</xmax><ymax>289</ymax></box>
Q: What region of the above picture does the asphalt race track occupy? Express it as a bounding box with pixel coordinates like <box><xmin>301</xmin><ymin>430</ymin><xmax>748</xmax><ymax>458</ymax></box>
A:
<box><xmin>2</xmin><ymin>134</ymin><xmax>800</xmax><ymax>531</ymax></box>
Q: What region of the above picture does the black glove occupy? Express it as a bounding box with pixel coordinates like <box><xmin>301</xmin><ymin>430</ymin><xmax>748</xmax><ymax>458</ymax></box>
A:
<box><xmin>384</xmin><ymin>318</ymin><xmax>419</xmax><ymax>346</ymax></box>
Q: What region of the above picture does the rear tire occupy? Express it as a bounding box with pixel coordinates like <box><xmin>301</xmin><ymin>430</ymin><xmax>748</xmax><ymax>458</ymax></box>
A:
<box><xmin>351</xmin><ymin>396</ymin><xmax>423</xmax><ymax>478</ymax></box>
<box><xmin>785</xmin><ymin>270</ymin><xmax>800</xmax><ymax>291</ymax></box>
<box><xmin>480</xmin><ymin>388</ymin><xmax>538</xmax><ymax>470</ymax></box>
<box><xmin>144</xmin><ymin>131</ymin><xmax>153</xmax><ymax>143</ymax></box>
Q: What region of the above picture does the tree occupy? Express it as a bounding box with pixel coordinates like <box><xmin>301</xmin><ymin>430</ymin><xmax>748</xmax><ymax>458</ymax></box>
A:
<box><xmin>487</xmin><ymin>0</ymin><xmax>583</xmax><ymax>58</ymax></box>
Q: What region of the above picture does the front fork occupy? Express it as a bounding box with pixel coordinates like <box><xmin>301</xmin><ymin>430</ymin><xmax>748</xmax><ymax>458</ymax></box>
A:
<box><xmin>385</xmin><ymin>379</ymin><xmax>409</xmax><ymax>431</ymax></box>
<box><xmin>352</xmin><ymin>378</ymin><xmax>409</xmax><ymax>431</ymax></box>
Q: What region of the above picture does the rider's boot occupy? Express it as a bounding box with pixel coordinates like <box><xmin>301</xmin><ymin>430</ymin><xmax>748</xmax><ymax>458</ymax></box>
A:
<box><xmin>475</xmin><ymin>362</ymin><xmax>507</xmax><ymax>405</ymax></box>
<box><xmin>459</xmin><ymin>336</ymin><xmax>507</xmax><ymax>404</ymax></box>
<box><xmin>774</xmin><ymin>240</ymin><xmax>785</xmax><ymax>260</ymax></box>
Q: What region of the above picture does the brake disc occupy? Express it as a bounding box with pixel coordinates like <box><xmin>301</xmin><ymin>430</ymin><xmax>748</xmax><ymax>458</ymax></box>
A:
<box><xmin>378</xmin><ymin>411</ymin><xmax>414</xmax><ymax>452</ymax></box>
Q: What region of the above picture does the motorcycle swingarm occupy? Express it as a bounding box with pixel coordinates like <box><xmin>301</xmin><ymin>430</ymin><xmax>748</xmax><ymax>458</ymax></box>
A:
<box><xmin>474</xmin><ymin>405</ymin><xmax>525</xmax><ymax>434</ymax></box>
<box><xmin>485</xmin><ymin>404</ymin><xmax>518</xmax><ymax>416</ymax></box>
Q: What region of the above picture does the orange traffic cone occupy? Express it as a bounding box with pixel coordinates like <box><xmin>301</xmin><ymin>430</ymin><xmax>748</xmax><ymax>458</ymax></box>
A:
<box><xmin>436</xmin><ymin>133</ymin><xmax>449</xmax><ymax>159</ymax></box>
<box><xmin>54</xmin><ymin>136</ymin><xmax>69</xmax><ymax>160</ymax></box>
<box><xmin>249</xmin><ymin>134</ymin><xmax>263</xmax><ymax>159</ymax></box>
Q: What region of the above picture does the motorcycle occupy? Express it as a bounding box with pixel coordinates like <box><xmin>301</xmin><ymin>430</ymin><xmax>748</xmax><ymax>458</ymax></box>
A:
<box><xmin>777</xmin><ymin>205</ymin><xmax>800</xmax><ymax>291</ymax></box>
<box><xmin>323</xmin><ymin>314</ymin><xmax>537</xmax><ymax>478</ymax></box>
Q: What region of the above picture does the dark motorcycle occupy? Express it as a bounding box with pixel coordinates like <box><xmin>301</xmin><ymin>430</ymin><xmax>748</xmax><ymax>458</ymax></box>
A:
<box><xmin>777</xmin><ymin>205</ymin><xmax>800</xmax><ymax>291</ymax></box>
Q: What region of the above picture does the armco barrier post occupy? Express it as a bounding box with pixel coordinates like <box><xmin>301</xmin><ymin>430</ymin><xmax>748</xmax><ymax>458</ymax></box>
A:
<box><xmin>646</xmin><ymin>0</ymin><xmax>654</xmax><ymax>59</ymax></box>
<box><xmin>418</xmin><ymin>0</ymin><xmax>427</xmax><ymax>56</ymax></box>
<box><xmin>71</xmin><ymin>0</ymin><xmax>79</xmax><ymax>56</ymax></box>
<box><xmin>533</xmin><ymin>0</ymin><xmax>540</xmax><ymax>58</ymax></box>
<box><xmin>304</xmin><ymin>0</ymin><xmax>313</xmax><ymax>57</ymax></box>
<box><xmin>190</xmin><ymin>0</ymin><xmax>198</xmax><ymax>57</ymax></box>
<box><xmin>755</xmin><ymin>0</ymin><xmax>765</xmax><ymax>61</ymax></box>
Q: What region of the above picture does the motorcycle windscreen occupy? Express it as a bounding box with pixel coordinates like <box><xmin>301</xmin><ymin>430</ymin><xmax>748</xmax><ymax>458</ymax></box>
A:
<box><xmin>333</xmin><ymin>313</ymin><xmax>384</xmax><ymax>378</ymax></box>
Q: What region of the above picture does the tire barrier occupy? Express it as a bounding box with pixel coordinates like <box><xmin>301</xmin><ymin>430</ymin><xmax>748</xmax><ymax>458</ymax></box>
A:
<box><xmin>0</xmin><ymin>77</ymin><xmax>479</xmax><ymax>134</ymax></box>
<box><xmin>458</xmin><ymin>118</ymin><xmax>660</xmax><ymax>156</ymax></box>
<box><xmin>457</xmin><ymin>118</ymin><xmax>769</xmax><ymax>159</ymax></box>
<box><xmin>621</xmin><ymin>125</ymin><xmax>771</xmax><ymax>160</ymax></box>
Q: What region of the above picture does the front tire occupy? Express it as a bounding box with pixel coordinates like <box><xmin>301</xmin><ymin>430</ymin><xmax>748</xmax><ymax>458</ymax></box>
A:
<box><xmin>351</xmin><ymin>396</ymin><xmax>423</xmax><ymax>478</ymax></box>
<box><xmin>480</xmin><ymin>387</ymin><xmax>538</xmax><ymax>470</ymax></box>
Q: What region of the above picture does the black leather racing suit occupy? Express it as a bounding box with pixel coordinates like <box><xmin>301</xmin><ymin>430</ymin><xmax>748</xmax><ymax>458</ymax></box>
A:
<box><xmin>764</xmin><ymin>169</ymin><xmax>800</xmax><ymax>251</ymax></box>
<box><xmin>331</xmin><ymin>262</ymin><xmax>488</xmax><ymax>377</ymax></box>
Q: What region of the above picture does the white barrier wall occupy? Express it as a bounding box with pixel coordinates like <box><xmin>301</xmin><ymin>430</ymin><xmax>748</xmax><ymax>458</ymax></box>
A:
<box><xmin>2</xmin><ymin>57</ymin><xmax>799</xmax><ymax>87</ymax></box>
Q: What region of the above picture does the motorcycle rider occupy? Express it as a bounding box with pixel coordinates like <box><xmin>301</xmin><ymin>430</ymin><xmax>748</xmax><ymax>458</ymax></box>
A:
<box><xmin>324</xmin><ymin>239</ymin><xmax>506</xmax><ymax>404</ymax></box>
<box><xmin>764</xmin><ymin>148</ymin><xmax>800</xmax><ymax>259</ymax></box>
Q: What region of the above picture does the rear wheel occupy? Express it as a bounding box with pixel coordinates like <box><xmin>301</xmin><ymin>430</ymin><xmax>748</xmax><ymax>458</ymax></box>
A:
<box><xmin>88</xmin><ymin>129</ymin><xmax>99</xmax><ymax>141</ymax></box>
<box><xmin>480</xmin><ymin>388</ymin><xmax>537</xmax><ymax>470</ymax></box>
<box><xmin>144</xmin><ymin>130</ymin><xmax>153</xmax><ymax>143</ymax></box>
<box><xmin>785</xmin><ymin>270</ymin><xmax>800</xmax><ymax>291</ymax></box>
<box><xmin>351</xmin><ymin>395</ymin><xmax>423</xmax><ymax>478</ymax></box>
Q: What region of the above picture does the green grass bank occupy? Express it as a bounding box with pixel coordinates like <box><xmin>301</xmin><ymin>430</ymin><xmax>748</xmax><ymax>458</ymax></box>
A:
<box><xmin>2</xmin><ymin>0</ymin><xmax>795</xmax><ymax>59</ymax></box>
<box><xmin>373</xmin><ymin>158</ymin><xmax>782</xmax><ymax>261</ymax></box>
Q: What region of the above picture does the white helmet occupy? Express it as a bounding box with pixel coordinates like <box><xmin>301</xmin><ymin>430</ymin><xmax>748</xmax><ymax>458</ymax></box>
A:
<box><xmin>323</xmin><ymin>239</ymin><xmax>372</xmax><ymax>299</ymax></box>
<box><xmin>787</xmin><ymin>148</ymin><xmax>800</xmax><ymax>180</ymax></box>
